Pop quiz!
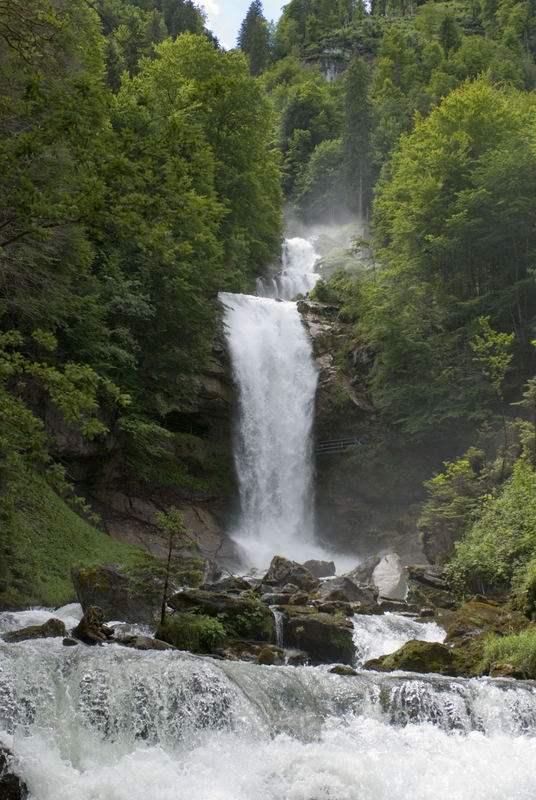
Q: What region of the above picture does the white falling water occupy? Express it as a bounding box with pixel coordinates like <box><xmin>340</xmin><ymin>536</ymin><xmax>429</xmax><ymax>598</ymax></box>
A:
<box><xmin>220</xmin><ymin>236</ymin><xmax>328</xmax><ymax>569</ymax></box>
<box><xmin>256</xmin><ymin>237</ymin><xmax>320</xmax><ymax>301</ymax></box>
<box><xmin>352</xmin><ymin>612</ymin><xmax>446</xmax><ymax>666</ymax></box>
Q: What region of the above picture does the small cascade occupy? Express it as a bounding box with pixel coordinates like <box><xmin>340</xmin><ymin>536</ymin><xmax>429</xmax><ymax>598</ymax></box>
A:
<box><xmin>270</xmin><ymin>607</ymin><xmax>284</xmax><ymax>648</ymax></box>
<box><xmin>352</xmin><ymin>612</ymin><xmax>446</xmax><ymax>666</ymax></box>
<box><xmin>256</xmin><ymin>237</ymin><xmax>320</xmax><ymax>300</ymax></box>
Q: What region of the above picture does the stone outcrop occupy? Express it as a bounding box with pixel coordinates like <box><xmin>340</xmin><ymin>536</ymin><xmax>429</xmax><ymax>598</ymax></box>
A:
<box><xmin>280</xmin><ymin>606</ymin><xmax>355</xmax><ymax>665</ymax></box>
<box><xmin>372</xmin><ymin>553</ymin><xmax>407</xmax><ymax>600</ymax></box>
<box><xmin>71</xmin><ymin>564</ymin><xmax>159</xmax><ymax>625</ymax></box>
<box><xmin>303</xmin><ymin>559</ymin><xmax>336</xmax><ymax>578</ymax></box>
<box><xmin>315</xmin><ymin>569</ymin><xmax>379</xmax><ymax>611</ymax></box>
<box><xmin>364</xmin><ymin>640</ymin><xmax>457</xmax><ymax>675</ymax></box>
<box><xmin>406</xmin><ymin>565</ymin><xmax>457</xmax><ymax>609</ymax></box>
<box><xmin>0</xmin><ymin>746</ymin><xmax>28</xmax><ymax>800</ymax></box>
<box><xmin>297</xmin><ymin>299</ymin><xmax>430</xmax><ymax>562</ymax></box>
<box><xmin>3</xmin><ymin>618</ymin><xmax>67</xmax><ymax>643</ymax></box>
<box><xmin>262</xmin><ymin>556</ymin><xmax>319</xmax><ymax>592</ymax></box>
<box><xmin>72</xmin><ymin>605</ymin><xmax>115</xmax><ymax>645</ymax></box>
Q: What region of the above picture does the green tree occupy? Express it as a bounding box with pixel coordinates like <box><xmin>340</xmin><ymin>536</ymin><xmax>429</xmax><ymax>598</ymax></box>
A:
<box><xmin>366</xmin><ymin>78</ymin><xmax>536</xmax><ymax>435</ymax></box>
<box><xmin>343</xmin><ymin>54</ymin><xmax>372</xmax><ymax>218</ymax></box>
<box><xmin>238</xmin><ymin>0</ymin><xmax>271</xmax><ymax>76</ymax></box>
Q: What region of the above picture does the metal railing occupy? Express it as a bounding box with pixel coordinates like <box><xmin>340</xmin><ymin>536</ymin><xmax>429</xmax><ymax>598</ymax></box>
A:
<box><xmin>315</xmin><ymin>437</ymin><xmax>361</xmax><ymax>454</ymax></box>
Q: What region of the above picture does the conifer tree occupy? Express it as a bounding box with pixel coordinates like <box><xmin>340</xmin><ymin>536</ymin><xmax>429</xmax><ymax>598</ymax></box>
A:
<box><xmin>343</xmin><ymin>54</ymin><xmax>372</xmax><ymax>219</ymax></box>
<box><xmin>238</xmin><ymin>0</ymin><xmax>270</xmax><ymax>75</ymax></box>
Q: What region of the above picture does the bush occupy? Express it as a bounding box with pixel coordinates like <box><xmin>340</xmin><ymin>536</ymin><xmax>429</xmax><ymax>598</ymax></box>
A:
<box><xmin>159</xmin><ymin>612</ymin><xmax>227</xmax><ymax>653</ymax></box>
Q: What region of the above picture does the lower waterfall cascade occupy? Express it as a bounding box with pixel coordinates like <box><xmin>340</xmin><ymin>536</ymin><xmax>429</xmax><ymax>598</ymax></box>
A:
<box><xmin>2</xmin><ymin>605</ymin><xmax>536</xmax><ymax>800</ymax></box>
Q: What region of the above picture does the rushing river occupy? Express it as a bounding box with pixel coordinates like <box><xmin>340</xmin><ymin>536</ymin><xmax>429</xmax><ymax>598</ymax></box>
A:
<box><xmin>2</xmin><ymin>606</ymin><xmax>536</xmax><ymax>800</ymax></box>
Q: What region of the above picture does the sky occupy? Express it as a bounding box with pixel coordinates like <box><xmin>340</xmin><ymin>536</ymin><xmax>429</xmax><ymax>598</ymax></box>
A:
<box><xmin>198</xmin><ymin>1</ymin><xmax>285</xmax><ymax>50</ymax></box>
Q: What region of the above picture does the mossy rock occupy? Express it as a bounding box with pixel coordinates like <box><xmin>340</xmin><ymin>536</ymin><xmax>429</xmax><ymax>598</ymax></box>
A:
<box><xmin>3</xmin><ymin>618</ymin><xmax>67</xmax><ymax>643</ymax></box>
<box><xmin>168</xmin><ymin>589</ymin><xmax>275</xmax><ymax>641</ymax></box>
<box><xmin>281</xmin><ymin>606</ymin><xmax>355</xmax><ymax>665</ymax></box>
<box><xmin>71</xmin><ymin>564</ymin><xmax>159</xmax><ymax>625</ymax></box>
<box><xmin>262</xmin><ymin>556</ymin><xmax>319</xmax><ymax>592</ymax></box>
<box><xmin>438</xmin><ymin>598</ymin><xmax>530</xmax><ymax>644</ymax></box>
<box><xmin>329</xmin><ymin>665</ymin><xmax>358</xmax><ymax>676</ymax></box>
<box><xmin>364</xmin><ymin>640</ymin><xmax>458</xmax><ymax>675</ymax></box>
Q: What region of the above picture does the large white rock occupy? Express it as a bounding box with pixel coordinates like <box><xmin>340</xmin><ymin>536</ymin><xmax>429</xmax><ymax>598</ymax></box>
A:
<box><xmin>372</xmin><ymin>553</ymin><xmax>407</xmax><ymax>600</ymax></box>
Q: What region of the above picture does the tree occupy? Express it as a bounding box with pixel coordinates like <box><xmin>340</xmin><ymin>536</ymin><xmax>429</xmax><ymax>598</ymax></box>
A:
<box><xmin>365</xmin><ymin>78</ymin><xmax>536</xmax><ymax>435</ymax></box>
<box><xmin>343</xmin><ymin>54</ymin><xmax>372</xmax><ymax>219</ymax></box>
<box><xmin>238</xmin><ymin>0</ymin><xmax>270</xmax><ymax>76</ymax></box>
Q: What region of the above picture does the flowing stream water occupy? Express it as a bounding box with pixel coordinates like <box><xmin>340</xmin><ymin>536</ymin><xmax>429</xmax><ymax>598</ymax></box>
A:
<box><xmin>2</xmin><ymin>606</ymin><xmax>536</xmax><ymax>799</ymax></box>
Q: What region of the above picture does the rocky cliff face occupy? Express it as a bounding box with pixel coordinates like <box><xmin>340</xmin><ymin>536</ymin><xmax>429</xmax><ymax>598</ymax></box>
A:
<box><xmin>298</xmin><ymin>298</ymin><xmax>429</xmax><ymax>563</ymax></box>
<box><xmin>44</xmin><ymin>339</ymin><xmax>240</xmax><ymax>574</ymax></box>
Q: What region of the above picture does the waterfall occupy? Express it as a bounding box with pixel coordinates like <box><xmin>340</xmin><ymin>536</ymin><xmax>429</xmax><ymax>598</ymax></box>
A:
<box><xmin>255</xmin><ymin>237</ymin><xmax>320</xmax><ymax>301</ymax></box>
<box><xmin>219</xmin><ymin>236</ymin><xmax>326</xmax><ymax>569</ymax></box>
<box><xmin>2</xmin><ymin>606</ymin><xmax>536</xmax><ymax>800</ymax></box>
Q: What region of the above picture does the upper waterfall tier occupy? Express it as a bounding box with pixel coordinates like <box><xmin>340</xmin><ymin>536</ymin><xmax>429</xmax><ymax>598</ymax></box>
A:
<box><xmin>256</xmin><ymin>237</ymin><xmax>320</xmax><ymax>300</ymax></box>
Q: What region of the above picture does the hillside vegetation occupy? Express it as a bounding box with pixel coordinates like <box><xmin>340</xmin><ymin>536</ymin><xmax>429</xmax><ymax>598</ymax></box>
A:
<box><xmin>2</xmin><ymin>0</ymin><xmax>536</xmax><ymax>607</ymax></box>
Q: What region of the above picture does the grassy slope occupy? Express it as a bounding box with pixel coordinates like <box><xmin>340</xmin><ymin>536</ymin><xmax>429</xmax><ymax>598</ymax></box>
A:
<box><xmin>1</xmin><ymin>471</ymin><xmax>143</xmax><ymax>609</ymax></box>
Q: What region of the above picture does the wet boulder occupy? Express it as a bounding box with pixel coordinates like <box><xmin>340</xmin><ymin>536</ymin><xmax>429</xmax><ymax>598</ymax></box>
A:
<box><xmin>262</xmin><ymin>556</ymin><xmax>319</xmax><ymax>592</ymax></box>
<box><xmin>72</xmin><ymin>605</ymin><xmax>115</xmax><ymax>645</ymax></box>
<box><xmin>315</xmin><ymin>574</ymin><xmax>379</xmax><ymax>610</ymax></box>
<box><xmin>439</xmin><ymin>598</ymin><xmax>530</xmax><ymax>645</ymax></box>
<box><xmin>71</xmin><ymin>564</ymin><xmax>159</xmax><ymax>625</ymax></box>
<box><xmin>212</xmin><ymin>641</ymin><xmax>285</xmax><ymax>665</ymax></box>
<box><xmin>201</xmin><ymin>576</ymin><xmax>251</xmax><ymax>594</ymax></box>
<box><xmin>168</xmin><ymin>589</ymin><xmax>275</xmax><ymax>641</ymax></box>
<box><xmin>116</xmin><ymin>634</ymin><xmax>175</xmax><ymax>651</ymax></box>
<box><xmin>364</xmin><ymin>640</ymin><xmax>458</xmax><ymax>676</ymax></box>
<box><xmin>406</xmin><ymin>565</ymin><xmax>456</xmax><ymax>609</ymax></box>
<box><xmin>303</xmin><ymin>559</ymin><xmax>336</xmax><ymax>578</ymax></box>
<box><xmin>281</xmin><ymin>606</ymin><xmax>355</xmax><ymax>665</ymax></box>
<box><xmin>0</xmin><ymin>746</ymin><xmax>28</xmax><ymax>800</ymax></box>
<box><xmin>3</xmin><ymin>618</ymin><xmax>67</xmax><ymax>643</ymax></box>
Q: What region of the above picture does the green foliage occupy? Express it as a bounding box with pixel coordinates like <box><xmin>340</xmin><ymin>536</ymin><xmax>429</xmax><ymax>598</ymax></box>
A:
<box><xmin>482</xmin><ymin>626</ymin><xmax>536</xmax><ymax>677</ymax></box>
<box><xmin>365</xmin><ymin>78</ymin><xmax>536</xmax><ymax>436</ymax></box>
<box><xmin>446</xmin><ymin>458</ymin><xmax>536</xmax><ymax>595</ymax></box>
<box><xmin>160</xmin><ymin>612</ymin><xmax>227</xmax><ymax>652</ymax></box>
<box><xmin>0</xmin><ymin>471</ymin><xmax>142</xmax><ymax>609</ymax></box>
<box><xmin>238</xmin><ymin>1</ymin><xmax>271</xmax><ymax>76</ymax></box>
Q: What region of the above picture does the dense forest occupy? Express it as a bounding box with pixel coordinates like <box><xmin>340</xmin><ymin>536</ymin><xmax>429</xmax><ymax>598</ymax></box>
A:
<box><xmin>1</xmin><ymin>0</ymin><xmax>536</xmax><ymax>627</ymax></box>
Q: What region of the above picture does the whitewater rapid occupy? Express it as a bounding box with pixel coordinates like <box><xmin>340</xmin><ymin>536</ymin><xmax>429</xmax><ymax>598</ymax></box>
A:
<box><xmin>2</xmin><ymin>606</ymin><xmax>536</xmax><ymax>800</ymax></box>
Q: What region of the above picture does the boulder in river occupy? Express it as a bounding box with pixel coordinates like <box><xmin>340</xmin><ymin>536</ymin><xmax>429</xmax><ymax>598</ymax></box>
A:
<box><xmin>372</xmin><ymin>553</ymin><xmax>407</xmax><ymax>600</ymax></box>
<box><xmin>315</xmin><ymin>574</ymin><xmax>379</xmax><ymax>610</ymax></box>
<box><xmin>0</xmin><ymin>746</ymin><xmax>28</xmax><ymax>800</ymax></box>
<box><xmin>3</xmin><ymin>618</ymin><xmax>67</xmax><ymax>643</ymax></box>
<box><xmin>71</xmin><ymin>564</ymin><xmax>159</xmax><ymax>625</ymax></box>
<box><xmin>280</xmin><ymin>606</ymin><xmax>355</xmax><ymax>665</ymax></box>
<box><xmin>262</xmin><ymin>556</ymin><xmax>319</xmax><ymax>591</ymax></box>
<box><xmin>168</xmin><ymin>589</ymin><xmax>275</xmax><ymax>641</ymax></box>
<box><xmin>72</xmin><ymin>606</ymin><xmax>115</xmax><ymax>645</ymax></box>
<box><xmin>364</xmin><ymin>640</ymin><xmax>458</xmax><ymax>675</ymax></box>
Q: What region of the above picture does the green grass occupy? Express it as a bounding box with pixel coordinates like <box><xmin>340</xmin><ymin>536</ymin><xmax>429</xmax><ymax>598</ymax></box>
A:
<box><xmin>1</xmin><ymin>471</ymin><xmax>143</xmax><ymax>609</ymax></box>
<box><xmin>482</xmin><ymin>626</ymin><xmax>536</xmax><ymax>678</ymax></box>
